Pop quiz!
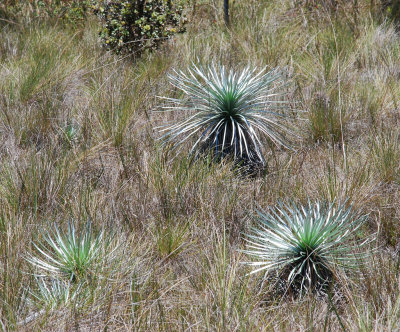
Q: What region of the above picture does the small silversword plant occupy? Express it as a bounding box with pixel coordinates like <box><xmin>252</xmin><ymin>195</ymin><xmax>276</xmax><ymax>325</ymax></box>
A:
<box><xmin>244</xmin><ymin>201</ymin><xmax>373</xmax><ymax>294</ymax></box>
<box><xmin>27</xmin><ymin>221</ymin><xmax>110</xmax><ymax>282</ymax></box>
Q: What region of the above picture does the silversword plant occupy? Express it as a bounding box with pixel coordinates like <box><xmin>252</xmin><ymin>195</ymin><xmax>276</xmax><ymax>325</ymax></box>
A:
<box><xmin>244</xmin><ymin>201</ymin><xmax>373</xmax><ymax>294</ymax></box>
<box><xmin>158</xmin><ymin>62</ymin><xmax>293</xmax><ymax>171</ymax></box>
<box><xmin>27</xmin><ymin>221</ymin><xmax>111</xmax><ymax>282</ymax></box>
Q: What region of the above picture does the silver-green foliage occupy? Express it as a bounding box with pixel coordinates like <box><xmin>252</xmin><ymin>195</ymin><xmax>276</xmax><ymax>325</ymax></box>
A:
<box><xmin>29</xmin><ymin>277</ymin><xmax>81</xmax><ymax>311</ymax></box>
<box><xmin>159</xmin><ymin>63</ymin><xmax>292</xmax><ymax>166</ymax></box>
<box><xmin>244</xmin><ymin>201</ymin><xmax>372</xmax><ymax>293</ymax></box>
<box><xmin>28</xmin><ymin>221</ymin><xmax>109</xmax><ymax>282</ymax></box>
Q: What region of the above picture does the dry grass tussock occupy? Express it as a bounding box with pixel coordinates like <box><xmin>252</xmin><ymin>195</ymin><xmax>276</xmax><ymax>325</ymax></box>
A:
<box><xmin>1</xmin><ymin>0</ymin><xmax>400</xmax><ymax>330</ymax></box>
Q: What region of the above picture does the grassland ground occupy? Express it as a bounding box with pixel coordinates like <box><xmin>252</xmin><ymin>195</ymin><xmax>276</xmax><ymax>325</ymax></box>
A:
<box><xmin>1</xmin><ymin>0</ymin><xmax>400</xmax><ymax>330</ymax></box>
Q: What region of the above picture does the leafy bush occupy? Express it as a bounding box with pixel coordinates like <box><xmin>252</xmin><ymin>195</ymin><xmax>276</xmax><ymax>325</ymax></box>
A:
<box><xmin>158</xmin><ymin>63</ymin><xmax>293</xmax><ymax>173</ymax></box>
<box><xmin>57</xmin><ymin>0</ymin><xmax>90</xmax><ymax>26</ymax></box>
<box><xmin>244</xmin><ymin>201</ymin><xmax>373</xmax><ymax>295</ymax></box>
<box><xmin>92</xmin><ymin>0</ymin><xmax>186</xmax><ymax>55</ymax></box>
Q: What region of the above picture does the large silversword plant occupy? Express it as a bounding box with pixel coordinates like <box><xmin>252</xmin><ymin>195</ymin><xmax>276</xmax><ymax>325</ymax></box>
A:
<box><xmin>243</xmin><ymin>201</ymin><xmax>374</xmax><ymax>295</ymax></box>
<box><xmin>158</xmin><ymin>63</ymin><xmax>293</xmax><ymax>172</ymax></box>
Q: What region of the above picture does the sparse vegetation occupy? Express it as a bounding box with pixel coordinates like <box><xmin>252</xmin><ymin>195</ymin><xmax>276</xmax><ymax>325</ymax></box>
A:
<box><xmin>0</xmin><ymin>0</ymin><xmax>400</xmax><ymax>330</ymax></box>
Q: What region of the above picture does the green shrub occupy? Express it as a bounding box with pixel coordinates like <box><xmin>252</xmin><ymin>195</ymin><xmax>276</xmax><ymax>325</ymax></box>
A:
<box><xmin>57</xmin><ymin>0</ymin><xmax>90</xmax><ymax>27</ymax></box>
<box><xmin>92</xmin><ymin>0</ymin><xmax>186</xmax><ymax>55</ymax></box>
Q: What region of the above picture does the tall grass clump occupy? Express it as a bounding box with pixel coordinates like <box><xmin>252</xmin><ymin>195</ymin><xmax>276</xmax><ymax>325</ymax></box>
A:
<box><xmin>158</xmin><ymin>62</ymin><xmax>293</xmax><ymax>173</ymax></box>
<box><xmin>370</xmin><ymin>129</ymin><xmax>400</xmax><ymax>184</ymax></box>
<box><xmin>244</xmin><ymin>201</ymin><xmax>373</xmax><ymax>295</ymax></box>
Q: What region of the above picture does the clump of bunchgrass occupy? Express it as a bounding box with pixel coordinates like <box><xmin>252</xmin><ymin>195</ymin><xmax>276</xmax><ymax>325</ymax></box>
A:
<box><xmin>158</xmin><ymin>62</ymin><xmax>294</xmax><ymax>173</ymax></box>
<box><xmin>244</xmin><ymin>201</ymin><xmax>373</xmax><ymax>295</ymax></box>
